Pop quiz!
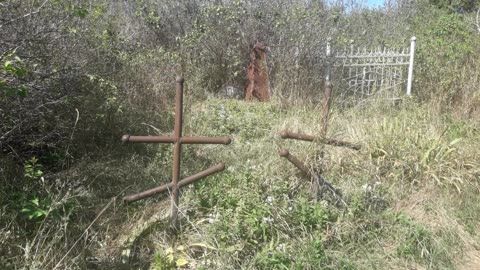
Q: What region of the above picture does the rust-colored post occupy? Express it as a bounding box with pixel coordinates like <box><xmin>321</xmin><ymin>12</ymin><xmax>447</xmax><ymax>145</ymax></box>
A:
<box><xmin>320</xmin><ymin>81</ymin><xmax>332</xmax><ymax>137</ymax></box>
<box><xmin>171</xmin><ymin>76</ymin><xmax>184</xmax><ymax>230</ymax></box>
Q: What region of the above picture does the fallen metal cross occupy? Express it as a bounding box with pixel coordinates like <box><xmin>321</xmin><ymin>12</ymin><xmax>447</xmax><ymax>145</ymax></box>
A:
<box><xmin>278</xmin><ymin>65</ymin><xmax>361</xmax><ymax>202</ymax></box>
<box><xmin>121</xmin><ymin>77</ymin><xmax>231</xmax><ymax>230</ymax></box>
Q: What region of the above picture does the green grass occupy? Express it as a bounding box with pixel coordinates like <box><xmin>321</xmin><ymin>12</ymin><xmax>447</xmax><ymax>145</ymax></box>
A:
<box><xmin>2</xmin><ymin>97</ymin><xmax>478</xmax><ymax>269</ymax></box>
<box><xmin>144</xmin><ymin>98</ymin><xmax>480</xmax><ymax>269</ymax></box>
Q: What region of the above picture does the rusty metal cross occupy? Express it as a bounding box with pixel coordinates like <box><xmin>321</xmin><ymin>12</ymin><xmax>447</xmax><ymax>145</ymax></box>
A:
<box><xmin>121</xmin><ymin>77</ymin><xmax>231</xmax><ymax>230</ymax></box>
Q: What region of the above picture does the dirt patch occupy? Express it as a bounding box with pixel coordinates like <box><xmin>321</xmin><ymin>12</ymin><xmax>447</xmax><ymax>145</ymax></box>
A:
<box><xmin>395</xmin><ymin>188</ymin><xmax>480</xmax><ymax>269</ymax></box>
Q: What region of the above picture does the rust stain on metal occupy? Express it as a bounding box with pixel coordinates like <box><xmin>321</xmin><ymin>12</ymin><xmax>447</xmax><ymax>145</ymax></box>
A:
<box><xmin>280</xmin><ymin>130</ymin><xmax>361</xmax><ymax>150</ymax></box>
<box><xmin>121</xmin><ymin>77</ymin><xmax>231</xmax><ymax>231</ymax></box>
<box><xmin>245</xmin><ymin>41</ymin><xmax>270</xmax><ymax>101</ymax></box>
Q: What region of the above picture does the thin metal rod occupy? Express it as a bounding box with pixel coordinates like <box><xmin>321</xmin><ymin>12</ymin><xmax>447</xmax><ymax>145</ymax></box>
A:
<box><xmin>123</xmin><ymin>163</ymin><xmax>225</xmax><ymax>203</ymax></box>
<box><xmin>280</xmin><ymin>130</ymin><xmax>361</xmax><ymax>150</ymax></box>
<box><xmin>121</xmin><ymin>135</ymin><xmax>231</xmax><ymax>145</ymax></box>
<box><xmin>171</xmin><ymin>76</ymin><xmax>184</xmax><ymax>230</ymax></box>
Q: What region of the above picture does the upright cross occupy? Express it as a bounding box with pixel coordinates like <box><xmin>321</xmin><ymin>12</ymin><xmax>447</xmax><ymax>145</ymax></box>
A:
<box><xmin>121</xmin><ymin>77</ymin><xmax>231</xmax><ymax>230</ymax></box>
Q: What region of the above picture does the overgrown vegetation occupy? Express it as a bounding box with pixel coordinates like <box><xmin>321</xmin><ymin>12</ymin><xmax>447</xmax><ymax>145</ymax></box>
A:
<box><xmin>1</xmin><ymin>0</ymin><xmax>479</xmax><ymax>269</ymax></box>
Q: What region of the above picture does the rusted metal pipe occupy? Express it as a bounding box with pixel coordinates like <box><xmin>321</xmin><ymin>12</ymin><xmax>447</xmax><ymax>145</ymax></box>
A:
<box><xmin>279</xmin><ymin>148</ymin><xmax>344</xmax><ymax>204</ymax></box>
<box><xmin>280</xmin><ymin>130</ymin><xmax>361</xmax><ymax>150</ymax></box>
<box><xmin>279</xmin><ymin>148</ymin><xmax>310</xmax><ymax>175</ymax></box>
<box><xmin>171</xmin><ymin>76</ymin><xmax>184</xmax><ymax>230</ymax></box>
<box><xmin>121</xmin><ymin>135</ymin><xmax>231</xmax><ymax>145</ymax></box>
<box><xmin>180</xmin><ymin>136</ymin><xmax>231</xmax><ymax>145</ymax></box>
<box><xmin>123</xmin><ymin>163</ymin><xmax>225</xmax><ymax>203</ymax></box>
<box><xmin>121</xmin><ymin>135</ymin><xmax>175</xmax><ymax>143</ymax></box>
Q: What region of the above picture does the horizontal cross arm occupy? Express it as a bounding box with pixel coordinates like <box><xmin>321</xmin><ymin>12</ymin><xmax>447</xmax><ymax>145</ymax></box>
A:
<box><xmin>121</xmin><ymin>135</ymin><xmax>231</xmax><ymax>145</ymax></box>
<box><xmin>123</xmin><ymin>163</ymin><xmax>225</xmax><ymax>203</ymax></box>
<box><xmin>121</xmin><ymin>135</ymin><xmax>175</xmax><ymax>143</ymax></box>
<box><xmin>180</xmin><ymin>136</ymin><xmax>231</xmax><ymax>145</ymax></box>
<box><xmin>280</xmin><ymin>130</ymin><xmax>361</xmax><ymax>150</ymax></box>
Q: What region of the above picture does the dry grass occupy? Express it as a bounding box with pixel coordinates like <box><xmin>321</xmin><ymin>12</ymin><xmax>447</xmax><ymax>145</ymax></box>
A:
<box><xmin>1</xmin><ymin>96</ymin><xmax>479</xmax><ymax>269</ymax></box>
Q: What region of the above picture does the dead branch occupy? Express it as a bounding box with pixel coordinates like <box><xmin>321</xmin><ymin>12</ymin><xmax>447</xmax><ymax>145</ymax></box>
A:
<box><xmin>0</xmin><ymin>0</ymin><xmax>50</xmax><ymax>29</ymax></box>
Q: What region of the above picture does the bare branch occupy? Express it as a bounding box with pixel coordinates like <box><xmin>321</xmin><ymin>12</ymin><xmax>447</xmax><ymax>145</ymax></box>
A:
<box><xmin>0</xmin><ymin>0</ymin><xmax>50</xmax><ymax>29</ymax></box>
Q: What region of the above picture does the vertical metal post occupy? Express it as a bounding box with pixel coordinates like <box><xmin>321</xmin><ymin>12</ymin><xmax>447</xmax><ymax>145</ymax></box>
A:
<box><xmin>171</xmin><ymin>76</ymin><xmax>184</xmax><ymax>230</ymax></box>
<box><xmin>348</xmin><ymin>40</ymin><xmax>354</xmax><ymax>81</ymax></box>
<box><xmin>321</xmin><ymin>38</ymin><xmax>332</xmax><ymax>138</ymax></box>
<box><xmin>361</xmin><ymin>67</ymin><xmax>366</xmax><ymax>95</ymax></box>
<box><xmin>407</xmin><ymin>36</ymin><xmax>416</xmax><ymax>96</ymax></box>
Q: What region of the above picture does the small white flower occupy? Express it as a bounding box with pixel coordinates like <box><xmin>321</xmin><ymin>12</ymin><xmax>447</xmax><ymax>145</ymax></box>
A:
<box><xmin>262</xmin><ymin>217</ymin><xmax>274</xmax><ymax>224</ymax></box>
<box><xmin>362</xmin><ymin>184</ymin><xmax>372</xmax><ymax>191</ymax></box>
<box><xmin>266</xmin><ymin>196</ymin><xmax>274</xmax><ymax>204</ymax></box>
<box><xmin>207</xmin><ymin>218</ymin><xmax>214</xmax><ymax>224</ymax></box>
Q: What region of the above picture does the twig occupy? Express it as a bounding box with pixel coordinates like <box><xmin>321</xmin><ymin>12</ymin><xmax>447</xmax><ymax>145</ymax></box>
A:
<box><xmin>35</xmin><ymin>96</ymin><xmax>67</xmax><ymax>110</ymax></box>
<box><xmin>53</xmin><ymin>197</ymin><xmax>116</xmax><ymax>270</ymax></box>
<box><xmin>0</xmin><ymin>0</ymin><xmax>51</xmax><ymax>29</ymax></box>
<box><xmin>63</xmin><ymin>108</ymin><xmax>79</xmax><ymax>167</ymax></box>
<box><xmin>141</xmin><ymin>123</ymin><xmax>163</xmax><ymax>135</ymax></box>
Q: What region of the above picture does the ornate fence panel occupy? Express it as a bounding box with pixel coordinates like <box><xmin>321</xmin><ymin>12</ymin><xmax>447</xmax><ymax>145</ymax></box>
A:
<box><xmin>333</xmin><ymin>37</ymin><xmax>416</xmax><ymax>100</ymax></box>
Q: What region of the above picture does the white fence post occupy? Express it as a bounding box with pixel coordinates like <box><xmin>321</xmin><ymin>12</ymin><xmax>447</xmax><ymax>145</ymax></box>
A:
<box><xmin>326</xmin><ymin>37</ymin><xmax>331</xmax><ymax>82</ymax></box>
<box><xmin>406</xmin><ymin>36</ymin><xmax>416</xmax><ymax>96</ymax></box>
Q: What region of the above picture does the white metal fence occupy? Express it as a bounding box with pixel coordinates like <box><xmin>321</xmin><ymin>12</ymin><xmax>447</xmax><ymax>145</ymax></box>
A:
<box><xmin>332</xmin><ymin>37</ymin><xmax>416</xmax><ymax>99</ymax></box>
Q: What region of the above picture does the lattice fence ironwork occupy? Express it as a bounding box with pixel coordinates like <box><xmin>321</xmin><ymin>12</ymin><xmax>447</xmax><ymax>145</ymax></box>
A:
<box><xmin>333</xmin><ymin>37</ymin><xmax>416</xmax><ymax>100</ymax></box>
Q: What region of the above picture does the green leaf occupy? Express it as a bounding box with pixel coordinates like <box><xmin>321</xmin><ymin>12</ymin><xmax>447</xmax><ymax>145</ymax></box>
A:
<box><xmin>14</xmin><ymin>67</ymin><xmax>26</xmax><ymax>78</ymax></box>
<box><xmin>175</xmin><ymin>258</ymin><xmax>188</xmax><ymax>267</ymax></box>
<box><xmin>17</xmin><ymin>86</ymin><xmax>28</xmax><ymax>97</ymax></box>
<box><xmin>4</xmin><ymin>61</ymin><xmax>12</xmax><ymax>70</ymax></box>
<box><xmin>73</xmin><ymin>7</ymin><xmax>89</xmax><ymax>18</ymax></box>
<box><xmin>31</xmin><ymin>198</ymin><xmax>39</xmax><ymax>206</ymax></box>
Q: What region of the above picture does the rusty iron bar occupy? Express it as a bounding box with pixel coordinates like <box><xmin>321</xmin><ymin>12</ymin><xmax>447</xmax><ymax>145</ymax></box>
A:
<box><xmin>171</xmin><ymin>76</ymin><xmax>184</xmax><ymax>230</ymax></box>
<box><xmin>279</xmin><ymin>130</ymin><xmax>361</xmax><ymax>151</ymax></box>
<box><xmin>123</xmin><ymin>163</ymin><xmax>225</xmax><ymax>203</ymax></box>
<box><xmin>279</xmin><ymin>148</ymin><xmax>343</xmax><ymax>203</ymax></box>
<box><xmin>279</xmin><ymin>148</ymin><xmax>310</xmax><ymax>175</ymax></box>
<box><xmin>121</xmin><ymin>135</ymin><xmax>231</xmax><ymax>145</ymax></box>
